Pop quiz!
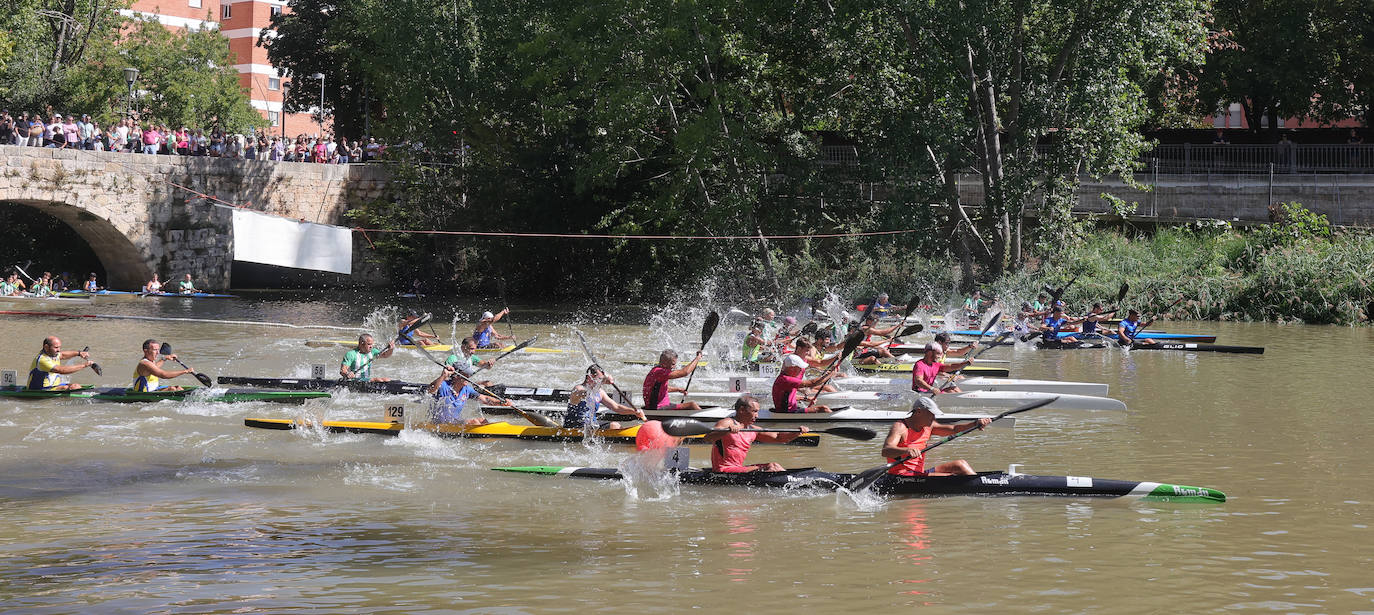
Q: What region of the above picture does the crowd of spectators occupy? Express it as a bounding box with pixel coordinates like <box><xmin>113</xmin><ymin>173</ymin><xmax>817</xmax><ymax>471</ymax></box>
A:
<box><xmin>0</xmin><ymin>109</ymin><xmax>387</xmax><ymax>164</ymax></box>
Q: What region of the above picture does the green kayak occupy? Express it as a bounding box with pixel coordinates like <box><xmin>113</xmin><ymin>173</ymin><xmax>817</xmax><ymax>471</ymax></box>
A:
<box><xmin>0</xmin><ymin>385</ymin><xmax>329</xmax><ymax>404</ymax></box>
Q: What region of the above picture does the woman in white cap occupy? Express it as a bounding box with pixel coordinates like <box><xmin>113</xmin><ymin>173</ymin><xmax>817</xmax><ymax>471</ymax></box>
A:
<box><xmin>472</xmin><ymin>307</ymin><xmax>512</xmax><ymax>348</ymax></box>
<box><xmin>910</xmin><ymin>342</ymin><xmax>970</xmax><ymax>394</ymax></box>
<box><xmin>770</xmin><ymin>352</ymin><xmax>834</xmax><ymax>413</ymax></box>
<box><xmin>880</xmin><ymin>397</ymin><xmax>990</xmax><ymax>477</ymax></box>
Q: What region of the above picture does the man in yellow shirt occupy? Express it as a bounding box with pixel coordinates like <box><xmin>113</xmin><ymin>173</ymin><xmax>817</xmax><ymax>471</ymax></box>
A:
<box><xmin>28</xmin><ymin>336</ymin><xmax>96</xmax><ymax>390</ymax></box>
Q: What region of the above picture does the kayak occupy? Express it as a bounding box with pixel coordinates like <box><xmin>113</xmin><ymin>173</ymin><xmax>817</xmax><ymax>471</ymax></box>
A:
<box><xmin>243</xmin><ymin>418</ymin><xmax>820</xmax><ymax>446</ymax></box>
<box><xmin>140</xmin><ymin>291</ymin><xmax>238</xmax><ymax>299</ymax></box>
<box><xmin>491</xmin><ymin>465</ymin><xmax>1226</xmax><ymax>503</ymax></box>
<box><xmin>852</xmin><ymin>363</ymin><xmax>1010</xmax><ymax>377</ymax></box>
<box><xmin>945</xmin><ymin>329</ymin><xmax>1218</xmax><ymax>343</ymax></box>
<box><xmin>696</xmin><ymin>375</ymin><xmax>1107</xmax><ymax>397</ymax></box>
<box><xmin>0</xmin><ymin>385</ymin><xmax>328</xmax><ymax>404</ymax></box>
<box><xmin>216</xmin><ymin>377</ymin><xmax>580</xmax><ymax>401</ymax></box>
<box><xmin>306</xmin><ymin>340</ymin><xmax>564</xmax><ymax>354</ymax></box>
<box><xmin>0</xmin><ymin>293</ymin><xmax>92</xmax><ymax>305</ymax></box>
<box><xmin>634</xmin><ymin>405</ymin><xmax>1010</xmax><ymax>426</ymax></box>
<box><xmin>675</xmin><ymin>389</ymin><xmax>1126</xmax><ymax>411</ymax></box>
<box><xmin>1037</xmin><ymin>341</ymin><xmax>1264</xmax><ymax>355</ymax></box>
<box><xmin>56</xmin><ymin>290</ymin><xmax>143</xmax><ymax>299</ymax></box>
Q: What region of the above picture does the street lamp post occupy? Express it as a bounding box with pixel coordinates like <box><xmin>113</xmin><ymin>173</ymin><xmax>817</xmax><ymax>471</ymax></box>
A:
<box><xmin>311</xmin><ymin>72</ymin><xmax>325</xmax><ymax>138</ymax></box>
<box><xmin>281</xmin><ymin>80</ymin><xmax>290</xmax><ymax>141</ymax></box>
<box><xmin>123</xmin><ymin>67</ymin><xmax>139</xmax><ymax>119</ymax></box>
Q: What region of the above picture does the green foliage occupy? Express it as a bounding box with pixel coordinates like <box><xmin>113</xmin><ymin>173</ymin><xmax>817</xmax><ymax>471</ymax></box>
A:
<box><xmin>0</xmin><ymin>0</ymin><xmax>129</xmax><ymax>110</ymax></box>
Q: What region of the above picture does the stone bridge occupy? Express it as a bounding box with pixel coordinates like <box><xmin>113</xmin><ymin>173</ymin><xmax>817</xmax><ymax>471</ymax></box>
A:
<box><xmin>0</xmin><ymin>145</ymin><xmax>389</xmax><ymax>289</ymax></box>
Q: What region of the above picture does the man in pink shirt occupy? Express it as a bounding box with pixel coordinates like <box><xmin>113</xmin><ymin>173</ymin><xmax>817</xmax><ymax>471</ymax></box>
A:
<box><xmin>704</xmin><ymin>395</ymin><xmax>809</xmax><ymax>473</ymax></box>
<box><xmin>770</xmin><ymin>353</ymin><xmax>834</xmax><ymax>413</ymax></box>
<box><xmin>640</xmin><ymin>349</ymin><xmax>704</xmax><ymax>411</ymax></box>
<box><xmin>910</xmin><ymin>342</ymin><xmax>970</xmax><ymax>394</ymax></box>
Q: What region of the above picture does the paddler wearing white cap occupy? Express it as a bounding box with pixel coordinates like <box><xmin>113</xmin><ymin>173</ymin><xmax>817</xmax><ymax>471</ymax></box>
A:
<box><xmin>880</xmin><ymin>397</ymin><xmax>990</xmax><ymax>477</ymax></box>
<box><xmin>472</xmin><ymin>308</ymin><xmax>513</xmax><ymax>349</ymax></box>
<box><xmin>769</xmin><ymin>352</ymin><xmax>835</xmax><ymax>413</ymax></box>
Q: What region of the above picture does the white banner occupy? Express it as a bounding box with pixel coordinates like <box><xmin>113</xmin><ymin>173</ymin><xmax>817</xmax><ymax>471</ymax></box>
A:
<box><xmin>232</xmin><ymin>209</ymin><xmax>352</xmax><ymax>274</ymax></box>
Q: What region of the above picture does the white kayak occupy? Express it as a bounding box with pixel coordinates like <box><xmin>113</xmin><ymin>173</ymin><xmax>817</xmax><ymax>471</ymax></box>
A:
<box><xmin>481</xmin><ymin>403</ymin><xmax>1009</xmax><ymax>426</ymax></box>
<box><xmin>695</xmin><ymin>375</ymin><xmax>1108</xmax><ymax>397</ymax></box>
<box><xmin>672</xmin><ymin>389</ymin><xmax>1126</xmax><ymax>412</ymax></box>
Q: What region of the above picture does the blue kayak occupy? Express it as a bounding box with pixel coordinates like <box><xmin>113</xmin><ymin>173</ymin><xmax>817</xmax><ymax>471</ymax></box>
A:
<box><xmin>945</xmin><ymin>329</ymin><xmax>1216</xmax><ymax>343</ymax></box>
<box><xmin>141</xmin><ymin>291</ymin><xmax>238</xmax><ymax>299</ymax></box>
<box><xmin>57</xmin><ymin>290</ymin><xmax>141</xmax><ymax>298</ymax></box>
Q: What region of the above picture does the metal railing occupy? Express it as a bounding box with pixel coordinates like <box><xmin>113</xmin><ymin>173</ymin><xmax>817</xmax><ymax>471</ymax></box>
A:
<box><xmin>1140</xmin><ymin>144</ymin><xmax>1374</xmax><ymax>175</ymax></box>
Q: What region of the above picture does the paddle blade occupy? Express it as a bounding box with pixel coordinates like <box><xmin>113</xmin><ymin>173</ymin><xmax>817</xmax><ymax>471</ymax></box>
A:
<box><xmin>662</xmin><ymin>418</ymin><xmax>713</xmax><ymax>437</ymax></box>
<box><xmin>159</xmin><ymin>343</ymin><xmax>173</xmax><ymax>355</ymax></box>
<box><xmin>824</xmin><ymin>426</ymin><xmax>877</xmax><ymax>441</ymax></box>
<box><xmin>194</xmin><ymin>372</ymin><xmax>213</xmax><ymax>387</ymax></box>
<box><xmin>89</xmin><ymin>362</ymin><xmax>103</xmax><ymax>377</ymax></box>
<box><xmin>700</xmin><ymin>311</ymin><xmax>721</xmax><ymax>346</ymax></box>
<box><xmin>846</xmin><ymin>464</ymin><xmax>890</xmax><ymax>492</ymax></box>
<box><xmin>400</xmin><ymin>313</ymin><xmax>433</xmax><ymax>339</ymax></box>
<box><xmin>515</xmin><ymin>406</ymin><xmax>560</xmax><ymax>428</ymax></box>
<box><xmin>839</xmin><ymin>330</ymin><xmax>864</xmax><ymax>361</ymax></box>
<box><xmin>978</xmin><ymin>311</ymin><xmax>1002</xmax><ymax>337</ymax></box>
<box><xmin>898</xmin><ymin>324</ymin><xmax>924</xmax><ymax>337</ymax></box>
<box><xmin>1115</xmin><ymin>282</ymin><xmax>1130</xmax><ymax>304</ymax></box>
<box><xmin>902</xmin><ymin>295</ymin><xmax>920</xmax><ymax>319</ymax></box>
<box><xmin>801</xmin><ymin>321</ymin><xmax>819</xmax><ymax>336</ymax></box>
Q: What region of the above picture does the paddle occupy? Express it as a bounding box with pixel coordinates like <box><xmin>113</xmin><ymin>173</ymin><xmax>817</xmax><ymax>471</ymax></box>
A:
<box><xmin>572</xmin><ymin>329</ymin><xmax>632</xmax><ymax>405</ymax></box>
<box><xmin>930</xmin><ymin>330</ymin><xmax>1013</xmax><ymax>393</ymax></box>
<box><xmin>80</xmin><ymin>346</ymin><xmax>102</xmax><ymax>377</ymax></box>
<box><xmin>1048</xmin><ymin>276</ymin><xmax>1078</xmax><ymax>304</ymax></box>
<box><xmin>678</xmin><ymin>311</ymin><xmax>720</xmax><ymax>399</ymax></box>
<box><xmin>401</xmin><ymin>331</ymin><xmax>559</xmax><ymax>428</ymax></box>
<box><xmin>470</xmin><ymin>336</ymin><xmax>537</xmax><ymax>374</ymax></box>
<box><xmin>1125</xmin><ymin>295</ymin><xmax>1186</xmax><ymax>347</ymax></box>
<box><xmin>846</xmin><ymin>396</ymin><xmax>1060</xmax><ymax>492</ymax></box>
<box><xmin>352</xmin><ymin>312</ymin><xmax>433</xmax><ymax>376</ymax></box>
<box><xmin>901</xmin><ymin>294</ymin><xmax>921</xmax><ymax>322</ymax></box>
<box><xmin>660</xmin><ymin>418</ymin><xmax>877</xmax><ymax>441</ymax></box>
<box><xmin>157</xmin><ymin>343</ymin><xmax>213</xmax><ymax>387</ymax></box>
<box><xmin>802</xmin><ymin>330</ymin><xmax>865</xmax><ymax>406</ymax></box>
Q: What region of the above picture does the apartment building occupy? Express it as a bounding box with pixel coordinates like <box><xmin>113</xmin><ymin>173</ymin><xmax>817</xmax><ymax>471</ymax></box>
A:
<box><xmin>121</xmin><ymin>0</ymin><xmax>327</xmax><ymax>137</ymax></box>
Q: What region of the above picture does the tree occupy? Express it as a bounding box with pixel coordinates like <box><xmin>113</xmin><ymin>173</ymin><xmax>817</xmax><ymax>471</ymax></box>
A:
<box><xmin>1197</xmin><ymin>0</ymin><xmax>1350</xmax><ymax>134</ymax></box>
<box><xmin>0</xmin><ymin>0</ymin><xmax>127</xmax><ymax>110</ymax></box>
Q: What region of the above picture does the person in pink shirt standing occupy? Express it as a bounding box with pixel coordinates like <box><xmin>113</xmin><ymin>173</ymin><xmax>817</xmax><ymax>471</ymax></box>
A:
<box><xmin>704</xmin><ymin>395</ymin><xmax>809</xmax><ymax>473</ymax></box>
<box><xmin>141</xmin><ymin>124</ymin><xmax>160</xmax><ymax>155</ymax></box>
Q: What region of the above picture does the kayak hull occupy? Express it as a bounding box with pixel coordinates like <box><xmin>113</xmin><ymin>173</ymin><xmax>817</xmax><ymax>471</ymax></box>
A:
<box><xmin>945</xmin><ymin>329</ymin><xmax>1217</xmax><ymax>343</ymax></box>
<box><xmin>491</xmin><ymin>466</ymin><xmax>1225</xmax><ymax>502</ymax></box>
<box><xmin>677</xmin><ymin>389</ymin><xmax>1124</xmax><ymax>412</ymax></box>
<box><xmin>306</xmin><ymin>340</ymin><xmax>563</xmax><ymax>354</ymax></box>
<box><xmin>244</xmin><ymin>418</ymin><xmax>820</xmax><ymax>446</ymax></box>
<box><xmin>1037</xmin><ymin>341</ymin><xmax>1263</xmax><ymax>354</ymax></box>
<box><xmin>852</xmin><ymin>363</ymin><xmax>1010</xmax><ymax>377</ymax></box>
<box><xmin>0</xmin><ymin>385</ymin><xmax>327</xmax><ymax>404</ymax></box>
<box><xmin>696</xmin><ymin>375</ymin><xmax>1108</xmax><ymax>397</ymax></box>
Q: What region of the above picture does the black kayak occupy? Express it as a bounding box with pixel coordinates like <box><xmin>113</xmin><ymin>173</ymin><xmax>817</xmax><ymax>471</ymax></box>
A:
<box><xmin>491</xmin><ymin>465</ymin><xmax>1226</xmax><ymax>502</ymax></box>
<box><xmin>1035</xmin><ymin>341</ymin><xmax>1263</xmax><ymax>354</ymax></box>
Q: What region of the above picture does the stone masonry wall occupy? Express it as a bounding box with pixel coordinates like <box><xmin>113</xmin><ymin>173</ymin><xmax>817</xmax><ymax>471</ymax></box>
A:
<box><xmin>0</xmin><ymin>145</ymin><xmax>389</xmax><ymax>290</ymax></box>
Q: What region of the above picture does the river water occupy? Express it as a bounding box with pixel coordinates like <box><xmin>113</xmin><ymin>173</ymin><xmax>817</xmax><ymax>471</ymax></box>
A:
<box><xmin>1</xmin><ymin>294</ymin><xmax>1371</xmax><ymax>613</ymax></box>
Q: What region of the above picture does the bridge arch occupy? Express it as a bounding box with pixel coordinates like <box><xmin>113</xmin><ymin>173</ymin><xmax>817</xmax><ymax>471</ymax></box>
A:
<box><xmin>0</xmin><ymin>197</ymin><xmax>153</xmax><ymax>290</ymax></box>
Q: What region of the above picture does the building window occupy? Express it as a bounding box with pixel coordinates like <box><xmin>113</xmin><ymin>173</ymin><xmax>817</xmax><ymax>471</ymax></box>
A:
<box><xmin>268</xmin><ymin>111</ymin><xmax>280</xmax><ymax>126</ymax></box>
<box><xmin>189</xmin><ymin>0</ymin><xmax>201</xmax><ymax>7</ymax></box>
<box><xmin>270</xmin><ymin>5</ymin><xmax>282</xmax><ymax>16</ymax></box>
<box><xmin>222</xmin><ymin>4</ymin><xmax>231</xmax><ymax>18</ymax></box>
<box><xmin>268</xmin><ymin>77</ymin><xmax>280</xmax><ymax>90</ymax></box>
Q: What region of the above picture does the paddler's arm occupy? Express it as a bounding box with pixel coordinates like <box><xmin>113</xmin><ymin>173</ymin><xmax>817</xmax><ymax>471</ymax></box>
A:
<box><xmin>667</xmin><ymin>351</ymin><xmax>702</xmax><ymax>378</ymax></box>
<box><xmin>880</xmin><ymin>422</ymin><xmax>911</xmax><ymax>458</ymax></box>
<box><xmin>597</xmin><ymin>390</ymin><xmax>644</xmax><ymax>420</ymax></box>
<box><xmin>139</xmin><ymin>361</ymin><xmax>193</xmax><ymax>380</ymax></box>
<box><xmin>376</xmin><ymin>340</ymin><xmax>396</xmax><ymax>359</ymax></box>
<box><xmin>702</xmin><ymin>417</ymin><xmax>738</xmax><ymax>443</ymax></box>
<box><xmin>931</xmin><ymin>418</ymin><xmax>991</xmax><ymax>436</ymax></box>
<box><xmin>56</xmin><ymin>349</ymin><xmax>89</xmax><ymax>361</ymax></box>
<box><xmin>426</xmin><ymin>366</ymin><xmax>454</xmax><ymax>394</ymax></box>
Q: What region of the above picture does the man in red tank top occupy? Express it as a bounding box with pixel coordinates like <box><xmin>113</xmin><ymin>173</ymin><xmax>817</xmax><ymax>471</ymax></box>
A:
<box><xmin>704</xmin><ymin>396</ymin><xmax>809</xmax><ymax>472</ymax></box>
<box><xmin>881</xmin><ymin>397</ymin><xmax>990</xmax><ymax>476</ymax></box>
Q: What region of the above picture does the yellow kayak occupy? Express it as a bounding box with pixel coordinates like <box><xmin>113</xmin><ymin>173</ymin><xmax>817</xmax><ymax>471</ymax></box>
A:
<box><xmin>304</xmin><ymin>340</ymin><xmax>564</xmax><ymax>354</ymax></box>
<box><xmin>243</xmin><ymin>418</ymin><xmax>818</xmax><ymax>446</ymax></box>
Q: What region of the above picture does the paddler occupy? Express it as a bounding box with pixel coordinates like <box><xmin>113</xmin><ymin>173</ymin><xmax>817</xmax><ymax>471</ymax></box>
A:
<box><xmin>339</xmin><ymin>334</ymin><xmax>396</xmax><ymax>382</ymax></box>
<box><xmin>176</xmin><ymin>273</ymin><xmax>198</xmax><ymax>294</ymax></box>
<box><xmin>741</xmin><ymin>321</ymin><xmax>775</xmax><ymax>364</ymax></box>
<box><xmin>852</xmin><ymin>312</ymin><xmax>900</xmax><ymax>365</ymax></box>
<box><xmin>426</xmin><ymin>365</ymin><xmax>498</xmax><ymax>426</ymax></box>
<box><xmin>472</xmin><ymin>309</ymin><xmax>513</xmax><ymax>349</ymax></box>
<box><xmin>82</xmin><ymin>272</ymin><xmax>101</xmax><ymax>292</ymax></box>
<box><xmin>0</xmin><ymin>273</ymin><xmax>19</xmax><ymax>296</ymax></box>
<box><xmin>564</xmin><ymin>365</ymin><xmax>644</xmax><ymax>430</ymax></box>
<box><xmin>911</xmin><ymin>342</ymin><xmax>970</xmax><ymax>394</ymax></box>
<box><xmin>132</xmin><ymin>339</ymin><xmax>195</xmax><ymax>392</ymax></box>
<box><xmin>771</xmin><ymin>354</ymin><xmax>833</xmax><ymax>413</ymax></box>
<box><xmin>962</xmin><ymin>290</ymin><xmax>985</xmax><ymax>324</ymax></box>
<box><xmin>933</xmin><ymin>332</ymin><xmax>978</xmax><ymax>358</ymax></box>
<box><xmin>870</xmin><ymin>292</ymin><xmax>895</xmax><ymax>317</ymax></box>
<box><xmin>142</xmin><ymin>273</ymin><xmax>162</xmax><ymax>294</ymax></box>
<box><xmin>27</xmin><ymin>336</ymin><xmax>96</xmax><ymax>390</ymax></box>
<box><xmin>1079</xmin><ymin>302</ymin><xmax>1117</xmax><ymax>340</ymax></box>
<box><xmin>880</xmin><ymin>397</ymin><xmax>990</xmax><ymax>477</ymax></box>
<box><xmin>399</xmin><ymin>310</ymin><xmax>441</xmax><ymax>347</ymax></box>
<box><xmin>1116</xmin><ymin>309</ymin><xmax>1157</xmax><ymax>346</ymax></box>
<box><xmin>444</xmin><ymin>336</ymin><xmax>495</xmax><ymax>385</ymax></box>
<box><xmin>1040</xmin><ymin>303</ymin><xmax>1086</xmax><ymax>344</ymax></box>
<box><xmin>703</xmin><ymin>395</ymin><xmax>809</xmax><ymax>472</ymax></box>
<box><xmin>756</xmin><ymin>308</ymin><xmax>781</xmax><ymax>339</ymax></box>
<box><xmin>641</xmin><ymin>349</ymin><xmax>704</xmax><ymax>412</ymax></box>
